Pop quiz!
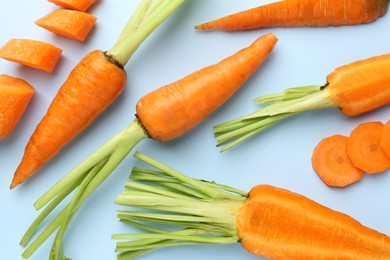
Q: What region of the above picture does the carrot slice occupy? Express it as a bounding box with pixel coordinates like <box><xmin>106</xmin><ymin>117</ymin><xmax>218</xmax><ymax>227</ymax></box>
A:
<box><xmin>312</xmin><ymin>134</ymin><xmax>364</xmax><ymax>187</ymax></box>
<box><xmin>0</xmin><ymin>39</ymin><xmax>62</xmax><ymax>73</ymax></box>
<box><xmin>35</xmin><ymin>9</ymin><xmax>97</xmax><ymax>42</ymax></box>
<box><xmin>380</xmin><ymin>120</ymin><xmax>390</xmax><ymax>158</ymax></box>
<box><xmin>347</xmin><ymin>121</ymin><xmax>390</xmax><ymax>174</ymax></box>
<box><xmin>47</xmin><ymin>0</ymin><xmax>96</xmax><ymax>12</ymax></box>
<box><xmin>0</xmin><ymin>74</ymin><xmax>35</xmax><ymax>140</ymax></box>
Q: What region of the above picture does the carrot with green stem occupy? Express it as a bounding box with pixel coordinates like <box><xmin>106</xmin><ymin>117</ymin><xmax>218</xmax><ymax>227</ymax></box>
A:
<box><xmin>214</xmin><ymin>53</ymin><xmax>390</xmax><ymax>151</ymax></box>
<box><xmin>19</xmin><ymin>33</ymin><xmax>278</xmax><ymax>259</ymax></box>
<box><xmin>195</xmin><ymin>0</ymin><xmax>388</xmax><ymax>31</ymax></box>
<box><xmin>112</xmin><ymin>151</ymin><xmax>390</xmax><ymax>259</ymax></box>
<box><xmin>11</xmin><ymin>0</ymin><xmax>186</xmax><ymax>189</ymax></box>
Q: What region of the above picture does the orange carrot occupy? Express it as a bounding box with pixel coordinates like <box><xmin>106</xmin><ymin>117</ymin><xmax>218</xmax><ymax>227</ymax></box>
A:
<box><xmin>214</xmin><ymin>53</ymin><xmax>390</xmax><ymax>151</ymax></box>
<box><xmin>48</xmin><ymin>0</ymin><xmax>96</xmax><ymax>12</ymax></box>
<box><xmin>347</xmin><ymin>121</ymin><xmax>390</xmax><ymax>174</ymax></box>
<box><xmin>312</xmin><ymin>134</ymin><xmax>364</xmax><ymax>187</ymax></box>
<box><xmin>20</xmin><ymin>33</ymin><xmax>277</xmax><ymax>259</ymax></box>
<box><xmin>195</xmin><ymin>0</ymin><xmax>388</xmax><ymax>31</ymax></box>
<box><xmin>112</xmin><ymin>152</ymin><xmax>390</xmax><ymax>259</ymax></box>
<box><xmin>35</xmin><ymin>9</ymin><xmax>97</xmax><ymax>42</ymax></box>
<box><xmin>0</xmin><ymin>39</ymin><xmax>62</xmax><ymax>73</ymax></box>
<box><xmin>380</xmin><ymin>120</ymin><xmax>390</xmax><ymax>158</ymax></box>
<box><xmin>0</xmin><ymin>74</ymin><xmax>35</xmax><ymax>140</ymax></box>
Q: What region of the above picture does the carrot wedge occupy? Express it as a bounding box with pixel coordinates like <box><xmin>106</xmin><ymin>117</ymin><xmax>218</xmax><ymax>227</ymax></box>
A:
<box><xmin>380</xmin><ymin>120</ymin><xmax>390</xmax><ymax>158</ymax></box>
<box><xmin>35</xmin><ymin>9</ymin><xmax>97</xmax><ymax>42</ymax></box>
<box><xmin>48</xmin><ymin>0</ymin><xmax>96</xmax><ymax>12</ymax></box>
<box><xmin>0</xmin><ymin>74</ymin><xmax>35</xmax><ymax>140</ymax></box>
<box><xmin>347</xmin><ymin>121</ymin><xmax>390</xmax><ymax>174</ymax></box>
<box><xmin>312</xmin><ymin>134</ymin><xmax>364</xmax><ymax>187</ymax></box>
<box><xmin>0</xmin><ymin>39</ymin><xmax>62</xmax><ymax>73</ymax></box>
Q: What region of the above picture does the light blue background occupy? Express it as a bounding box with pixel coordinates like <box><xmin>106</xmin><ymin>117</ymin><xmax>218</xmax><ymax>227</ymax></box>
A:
<box><xmin>1</xmin><ymin>1</ymin><xmax>390</xmax><ymax>259</ymax></box>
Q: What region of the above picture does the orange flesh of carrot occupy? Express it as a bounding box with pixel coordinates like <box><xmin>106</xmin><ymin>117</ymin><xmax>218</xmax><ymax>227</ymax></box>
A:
<box><xmin>10</xmin><ymin>50</ymin><xmax>126</xmax><ymax>189</ymax></box>
<box><xmin>312</xmin><ymin>134</ymin><xmax>364</xmax><ymax>187</ymax></box>
<box><xmin>195</xmin><ymin>0</ymin><xmax>388</xmax><ymax>31</ymax></box>
<box><xmin>136</xmin><ymin>32</ymin><xmax>278</xmax><ymax>141</ymax></box>
<box><xmin>0</xmin><ymin>39</ymin><xmax>62</xmax><ymax>73</ymax></box>
<box><xmin>237</xmin><ymin>184</ymin><xmax>390</xmax><ymax>259</ymax></box>
<box><xmin>35</xmin><ymin>9</ymin><xmax>97</xmax><ymax>42</ymax></box>
<box><xmin>347</xmin><ymin>121</ymin><xmax>390</xmax><ymax>174</ymax></box>
<box><xmin>380</xmin><ymin>120</ymin><xmax>390</xmax><ymax>158</ymax></box>
<box><xmin>47</xmin><ymin>0</ymin><xmax>96</xmax><ymax>12</ymax></box>
<box><xmin>0</xmin><ymin>74</ymin><xmax>35</xmax><ymax>140</ymax></box>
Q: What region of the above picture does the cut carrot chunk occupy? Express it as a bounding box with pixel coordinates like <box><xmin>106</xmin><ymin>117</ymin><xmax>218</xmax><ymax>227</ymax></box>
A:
<box><xmin>35</xmin><ymin>9</ymin><xmax>97</xmax><ymax>42</ymax></box>
<box><xmin>312</xmin><ymin>134</ymin><xmax>364</xmax><ymax>187</ymax></box>
<box><xmin>0</xmin><ymin>74</ymin><xmax>35</xmax><ymax>140</ymax></box>
<box><xmin>347</xmin><ymin>121</ymin><xmax>390</xmax><ymax>174</ymax></box>
<box><xmin>380</xmin><ymin>120</ymin><xmax>390</xmax><ymax>158</ymax></box>
<box><xmin>0</xmin><ymin>39</ymin><xmax>62</xmax><ymax>73</ymax></box>
<box><xmin>48</xmin><ymin>0</ymin><xmax>96</xmax><ymax>12</ymax></box>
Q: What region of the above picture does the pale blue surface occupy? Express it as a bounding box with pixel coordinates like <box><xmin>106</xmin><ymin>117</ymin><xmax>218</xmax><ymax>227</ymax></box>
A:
<box><xmin>1</xmin><ymin>1</ymin><xmax>390</xmax><ymax>259</ymax></box>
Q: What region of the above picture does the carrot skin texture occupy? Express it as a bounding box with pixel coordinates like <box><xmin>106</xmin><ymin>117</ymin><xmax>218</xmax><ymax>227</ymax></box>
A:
<box><xmin>380</xmin><ymin>120</ymin><xmax>390</xmax><ymax>158</ymax></box>
<box><xmin>0</xmin><ymin>39</ymin><xmax>62</xmax><ymax>73</ymax></box>
<box><xmin>35</xmin><ymin>9</ymin><xmax>97</xmax><ymax>42</ymax></box>
<box><xmin>238</xmin><ymin>184</ymin><xmax>390</xmax><ymax>259</ymax></box>
<box><xmin>47</xmin><ymin>0</ymin><xmax>96</xmax><ymax>12</ymax></box>
<box><xmin>136</xmin><ymin>33</ymin><xmax>278</xmax><ymax>141</ymax></box>
<box><xmin>11</xmin><ymin>50</ymin><xmax>126</xmax><ymax>189</ymax></box>
<box><xmin>0</xmin><ymin>75</ymin><xmax>35</xmax><ymax>140</ymax></box>
<box><xmin>195</xmin><ymin>0</ymin><xmax>388</xmax><ymax>31</ymax></box>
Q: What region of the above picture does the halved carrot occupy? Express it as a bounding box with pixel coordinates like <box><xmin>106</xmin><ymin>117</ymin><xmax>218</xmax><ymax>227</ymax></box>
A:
<box><xmin>347</xmin><ymin>121</ymin><xmax>390</xmax><ymax>174</ymax></box>
<box><xmin>0</xmin><ymin>74</ymin><xmax>35</xmax><ymax>140</ymax></box>
<box><xmin>312</xmin><ymin>134</ymin><xmax>364</xmax><ymax>187</ymax></box>
<box><xmin>0</xmin><ymin>39</ymin><xmax>62</xmax><ymax>73</ymax></box>
<box><xmin>35</xmin><ymin>9</ymin><xmax>97</xmax><ymax>42</ymax></box>
<box><xmin>48</xmin><ymin>0</ymin><xmax>96</xmax><ymax>12</ymax></box>
<box><xmin>380</xmin><ymin>120</ymin><xmax>390</xmax><ymax>158</ymax></box>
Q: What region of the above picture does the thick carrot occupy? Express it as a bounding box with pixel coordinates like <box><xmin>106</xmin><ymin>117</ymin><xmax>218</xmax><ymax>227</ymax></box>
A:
<box><xmin>195</xmin><ymin>0</ymin><xmax>388</xmax><ymax>31</ymax></box>
<box><xmin>312</xmin><ymin>134</ymin><xmax>364</xmax><ymax>187</ymax></box>
<box><xmin>0</xmin><ymin>39</ymin><xmax>62</xmax><ymax>73</ymax></box>
<box><xmin>347</xmin><ymin>121</ymin><xmax>390</xmax><ymax>174</ymax></box>
<box><xmin>20</xmin><ymin>33</ymin><xmax>277</xmax><ymax>259</ymax></box>
<box><xmin>380</xmin><ymin>120</ymin><xmax>390</xmax><ymax>158</ymax></box>
<box><xmin>48</xmin><ymin>0</ymin><xmax>96</xmax><ymax>12</ymax></box>
<box><xmin>112</xmin><ymin>152</ymin><xmax>390</xmax><ymax>259</ymax></box>
<box><xmin>35</xmin><ymin>9</ymin><xmax>97</xmax><ymax>42</ymax></box>
<box><xmin>214</xmin><ymin>53</ymin><xmax>390</xmax><ymax>151</ymax></box>
<box><xmin>0</xmin><ymin>74</ymin><xmax>35</xmax><ymax>140</ymax></box>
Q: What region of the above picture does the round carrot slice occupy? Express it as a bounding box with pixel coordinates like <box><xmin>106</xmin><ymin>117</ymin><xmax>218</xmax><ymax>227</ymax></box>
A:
<box><xmin>380</xmin><ymin>120</ymin><xmax>390</xmax><ymax>159</ymax></box>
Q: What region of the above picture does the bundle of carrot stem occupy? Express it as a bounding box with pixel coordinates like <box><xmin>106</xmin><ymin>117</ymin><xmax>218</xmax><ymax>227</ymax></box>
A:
<box><xmin>113</xmin><ymin>152</ymin><xmax>390</xmax><ymax>259</ymax></box>
<box><xmin>19</xmin><ymin>31</ymin><xmax>278</xmax><ymax>259</ymax></box>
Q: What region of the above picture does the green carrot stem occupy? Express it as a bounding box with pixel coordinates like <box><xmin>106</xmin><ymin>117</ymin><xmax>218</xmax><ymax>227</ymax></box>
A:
<box><xmin>253</xmin><ymin>85</ymin><xmax>322</xmax><ymax>104</ymax></box>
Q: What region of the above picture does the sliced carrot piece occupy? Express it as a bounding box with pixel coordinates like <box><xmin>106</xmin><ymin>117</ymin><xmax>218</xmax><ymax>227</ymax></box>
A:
<box><xmin>312</xmin><ymin>134</ymin><xmax>364</xmax><ymax>187</ymax></box>
<box><xmin>380</xmin><ymin>120</ymin><xmax>390</xmax><ymax>158</ymax></box>
<box><xmin>35</xmin><ymin>9</ymin><xmax>97</xmax><ymax>42</ymax></box>
<box><xmin>0</xmin><ymin>74</ymin><xmax>35</xmax><ymax>140</ymax></box>
<box><xmin>347</xmin><ymin>121</ymin><xmax>390</xmax><ymax>174</ymax></box>
<box><xmin>0</xmin><ymin>39</ymin><xmax>62</xmax><ymax>73</ymax></box>
<box><xmin>47</xmin><ymin>0</ymin><xmax>96</xmax><ymax>12</ymax></box>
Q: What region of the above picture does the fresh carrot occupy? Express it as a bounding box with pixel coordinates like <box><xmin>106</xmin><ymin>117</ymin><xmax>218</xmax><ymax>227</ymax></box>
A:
<box><xmin>347</xmin><ymin>121</ymin><xmax>390</xmax><ymax>174</ymax></box>
<box><xmin>48</xmin><ymin>0</ymin><xmax>96</xmax><ymax>12</ymax></box>
<box><xmin>19</xmin><ymin>32</ymin><xmax>278</xmax><ymax>259</ymax></box>
<box><xmin>380</xmin><ymin>120</ymin><xmax>390</xmax><ymax>158</ymax></box>
<box><xmin>195</xmin><ymin>0</ymin><xmax>389</xmax><ymax>31</ymax></box>
<box><xmin>35</xmin><ymin>9</ymin><xmax>97</xmax><ymax>42</ymax></box>
<box><xmin>214</xmin><ymin>53</ymin><xmax>390</xmax><ymax>151</ymax></box>
<box><xmin>0</xmin><ymin>39</ymin><xmax>62</xmax><ymax>73</ymax></box>
<box><xmin>0</xmin><ymin>74</ymin><xmax>35</xmax><ymax>140</ymax></box>
<box><xmin>112</xmin><ymin>152</ymin><xmax>390</xmax><ymax>259</ymax></box>
<box><xmin>312</xmin><ymin>134</ymin><xmax>364</xmax><ymax>187</ymax></box>
<box><xmin>11</xmin><ymin>0</ymin><xmax>186</xmax><ymax>190</ymax></box>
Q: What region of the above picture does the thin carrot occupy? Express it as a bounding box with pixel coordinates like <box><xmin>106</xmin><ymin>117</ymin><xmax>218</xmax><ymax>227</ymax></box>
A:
<box><xmin>35</xmin><ymin>9</ymin><xmax>97</xmax><ymax>42</ymax></box>
<box><xmin>0</xmin><ymin>74</ymin><xmax>35</xmax><ymax>140</ymax></box>
<box><xmin>19</xmin><ymin>32</ymin><xmax>278</xmax><ymax>259</ymax></box>
<box><xmin>347</xmin><ymin>121</ymin><xmax>390</xmax><ymax>174</ymax></box>
<box><xmin>0</xmin><ymin>39</ymin><xmax>62</xmax><ymax>73</ymax></box>
<box><xmin>214</xmin><ymin>53</ymin><xmax>390</xmax><ymax>151</ymax></box>
<box><xmin>195</xmin><ymin>0</ymin><xmax>389</xmax><ymax>31</ymax></box>
<box><xmin>112</xmin><ymin>152</ymin><xmax>390</xmax><ymax>259</ymax></box>
<box><xmin>47</xmin><ymin>0</ymin><xmax>96</xmax><ymax>12</ymax></box>
<box><xmin>380</xmin><ymin>120</ymin><xmax>390</xmax><ymax>158</ymax></box>
<box><xmin>311</xmin><ymin>134</ymin><xmax>364</xmax><ymax>187</ymax></box>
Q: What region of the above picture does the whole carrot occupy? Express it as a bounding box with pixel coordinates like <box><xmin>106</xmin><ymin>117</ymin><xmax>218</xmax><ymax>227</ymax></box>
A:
<box><xmin>195</xmin><ymin>0</ymin><xmax>388</xmax><ymax>31</ymax></box>
<box><xmin>20</xmin><ymin>33</ymin><xmax>278</xmax><ymax>259</ymax></box>
<box><xmin>112</xmin><ymin>152</ymin><xmax>390</xmax><ymax>259</ymax></box>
